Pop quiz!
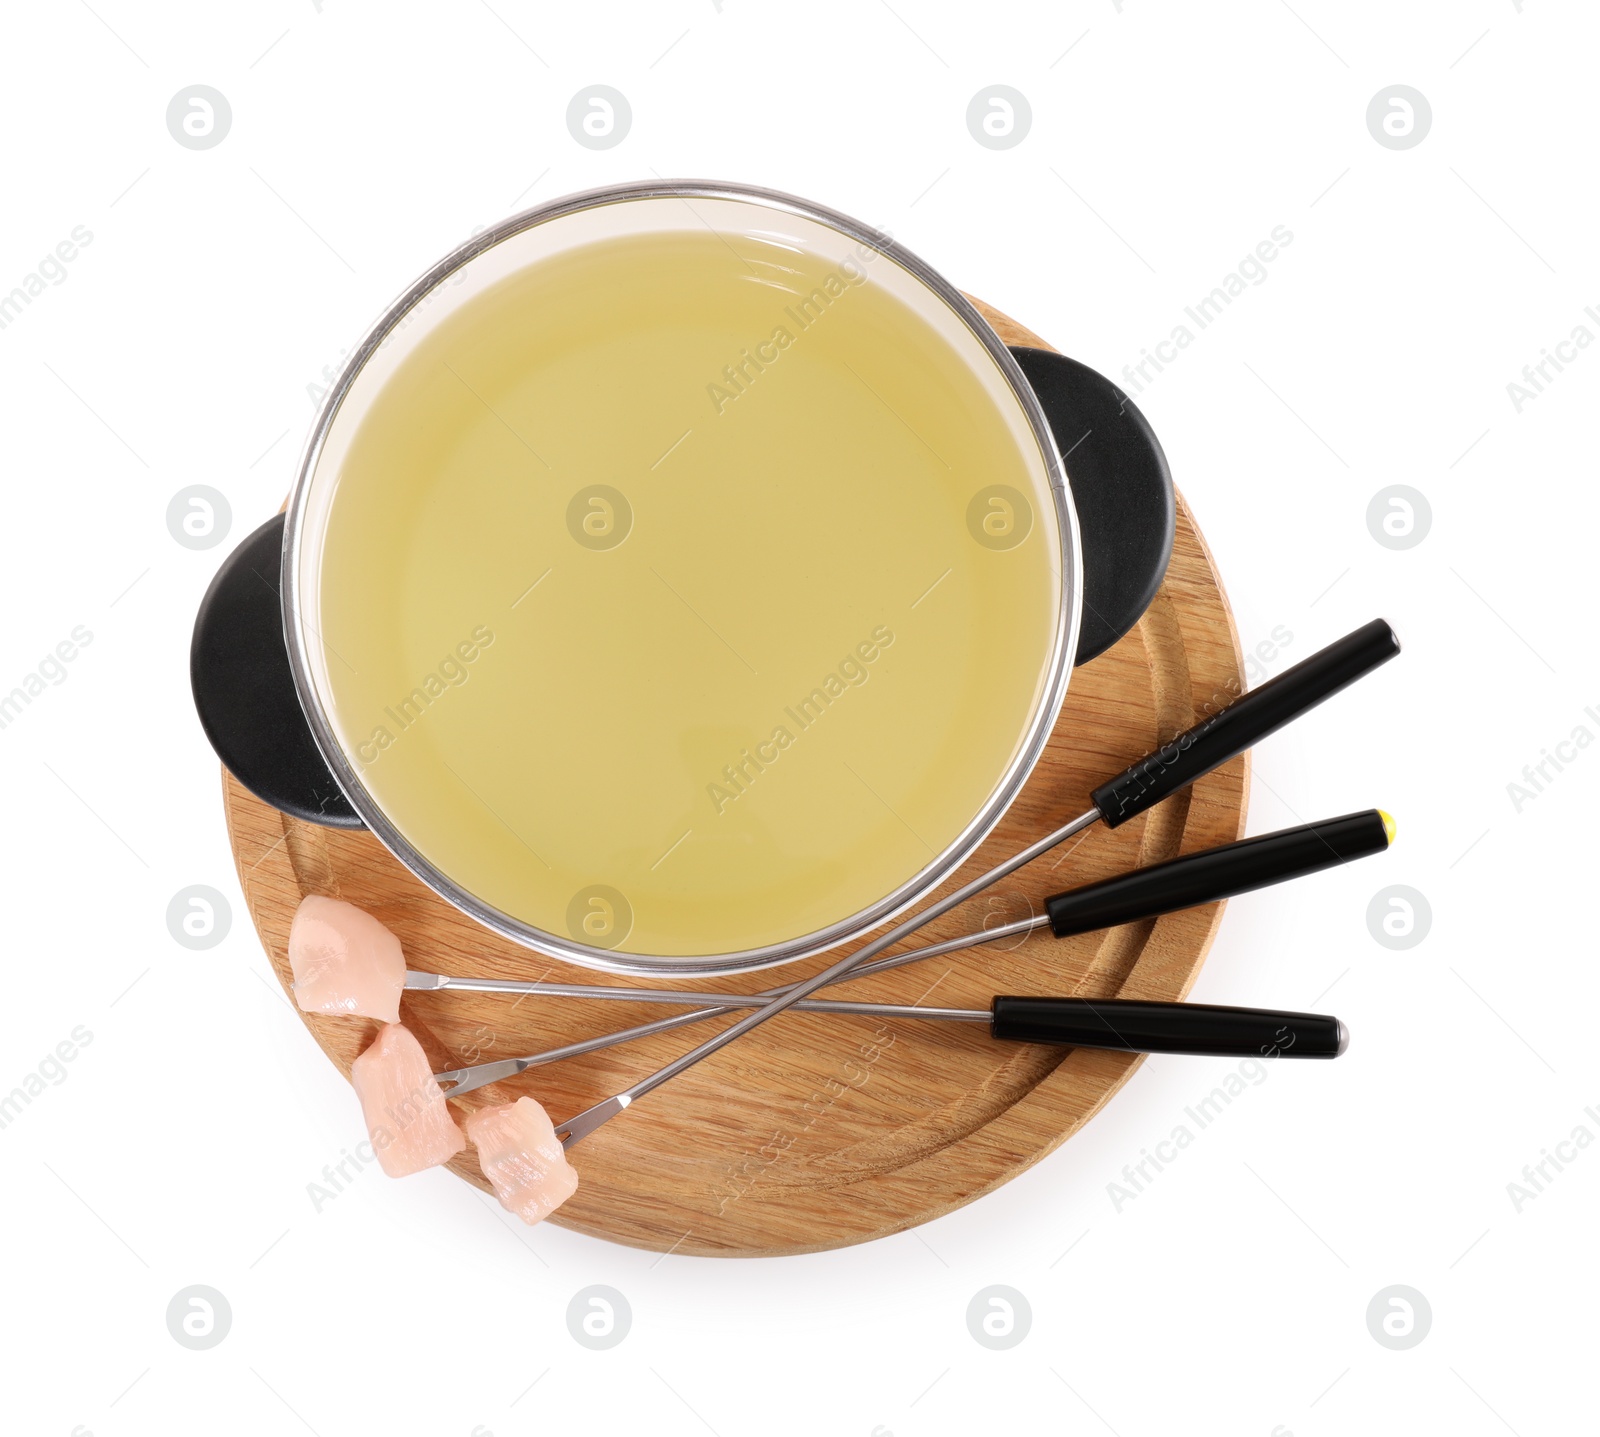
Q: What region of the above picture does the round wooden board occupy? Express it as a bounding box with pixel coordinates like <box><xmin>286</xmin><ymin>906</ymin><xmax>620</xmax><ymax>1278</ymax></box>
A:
<box><xmin>224</xmin><ymin>299</ymin><xmax>1248</xmax><ymax>1256</ymax></box>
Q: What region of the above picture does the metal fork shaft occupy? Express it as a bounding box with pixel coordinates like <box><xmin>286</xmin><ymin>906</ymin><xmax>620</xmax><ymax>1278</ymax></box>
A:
<box><xmin>553</xmin><ymin>807</ymin><xmax>1101</xmax><ymax>1146</ymax></box>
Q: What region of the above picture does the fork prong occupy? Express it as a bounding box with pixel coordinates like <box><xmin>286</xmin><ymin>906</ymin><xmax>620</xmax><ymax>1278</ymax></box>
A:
<box><xmin>433</xmin><ymin>1057</ymin><xmax>526</xmax><ymax>1096</ymax></box>
<box><xmin>432</xmin><ymin>1007</ymin><xmax>730</xmax><ymax>1098</ymax></box>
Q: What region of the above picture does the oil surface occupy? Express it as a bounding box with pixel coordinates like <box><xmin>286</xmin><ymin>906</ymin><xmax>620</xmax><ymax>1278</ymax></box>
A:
<box><xmin>315</xmin><ymin>226</ymin><xmax>1062</xmax><ymax>957</ymax></box>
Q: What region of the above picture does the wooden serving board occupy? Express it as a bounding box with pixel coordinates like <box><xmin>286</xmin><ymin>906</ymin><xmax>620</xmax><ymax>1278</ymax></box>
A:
<box><xmin>224</xmin><ymin>299</ymin><xmax>1247</xmax><ymax>1256</ymax></box>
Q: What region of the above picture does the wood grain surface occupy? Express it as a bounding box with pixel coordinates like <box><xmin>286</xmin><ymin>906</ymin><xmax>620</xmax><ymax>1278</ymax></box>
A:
<box><xmin>224</xmin><ymin>298</ymin><xmax>1248</xmax><ymax>1256</ymax></box>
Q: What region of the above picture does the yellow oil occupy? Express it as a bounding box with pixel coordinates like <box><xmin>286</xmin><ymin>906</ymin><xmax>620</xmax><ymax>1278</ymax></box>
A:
<box><xmin>316</xmin><ymin>224</ymin><xmax>1061</xmax><ymax>958</ymax></box>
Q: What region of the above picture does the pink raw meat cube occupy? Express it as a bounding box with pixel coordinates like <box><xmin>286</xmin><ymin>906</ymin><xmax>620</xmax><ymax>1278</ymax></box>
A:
<box><xmin>350</xmin><ymin>1022</ymin><xmax>467</xmax><ymax>1178</ymax></box>
<box><xmin>466</xmin><ymin>1097</ymin><xmax>580</xmax><ymax>1224</ymax></box>
<box><xmin>288</xmin><ymin>895</ymin><xmax>405</xmax><ymax>1024</ymax></box>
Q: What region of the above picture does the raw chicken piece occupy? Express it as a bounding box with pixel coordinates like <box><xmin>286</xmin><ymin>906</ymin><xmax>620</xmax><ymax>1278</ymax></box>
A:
<box><xmin>466</xmin><ymin>1097</ymin><xmax>580</xmax><ymax>1224</ymax></box>
<box><xmin>350</xmin><ymin>1022</ymin><xmax>467</xmax><ymax>1177</ymax></box>
<box><xmin>288</xmin><ymin>895</ymin><xmax>405</xmax><ymax>1024</ymax></box>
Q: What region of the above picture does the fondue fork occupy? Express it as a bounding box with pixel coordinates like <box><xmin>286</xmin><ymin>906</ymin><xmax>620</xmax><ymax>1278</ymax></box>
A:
<box><xmin>437</xmin><ymin>619</ymin><xmax>1401</xmax><ymax>1139</ymax></box>
<box><xmin>426</xmin><ymin>809</ymin><xmax>1391</xmax><ymax>1095</ymax></box>
<box><xmin>435</xmin><ymin>994</ymin><xmax>1347</xmax><ymax>1086</ymax></box>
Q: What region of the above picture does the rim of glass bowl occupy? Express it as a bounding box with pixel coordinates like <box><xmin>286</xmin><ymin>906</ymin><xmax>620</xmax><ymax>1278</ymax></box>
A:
<box><xmin>281</xmin><ymin>179</ymin><xmax>1083</xmax><ymax>977</ymax></box>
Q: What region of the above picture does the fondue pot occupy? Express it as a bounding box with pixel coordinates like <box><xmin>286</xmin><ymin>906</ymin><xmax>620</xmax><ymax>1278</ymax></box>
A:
<box><xmin>192</xmin><ymin>180</ymin><xmax>1175</xmax><ymax>977</ymax></box>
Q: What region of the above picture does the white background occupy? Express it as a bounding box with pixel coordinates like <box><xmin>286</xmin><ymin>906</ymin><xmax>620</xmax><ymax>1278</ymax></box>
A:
<box><xmin>1</xmin><ymin>1</ymin><xmax>1593</xmax><ymax>1433</ymax></box>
